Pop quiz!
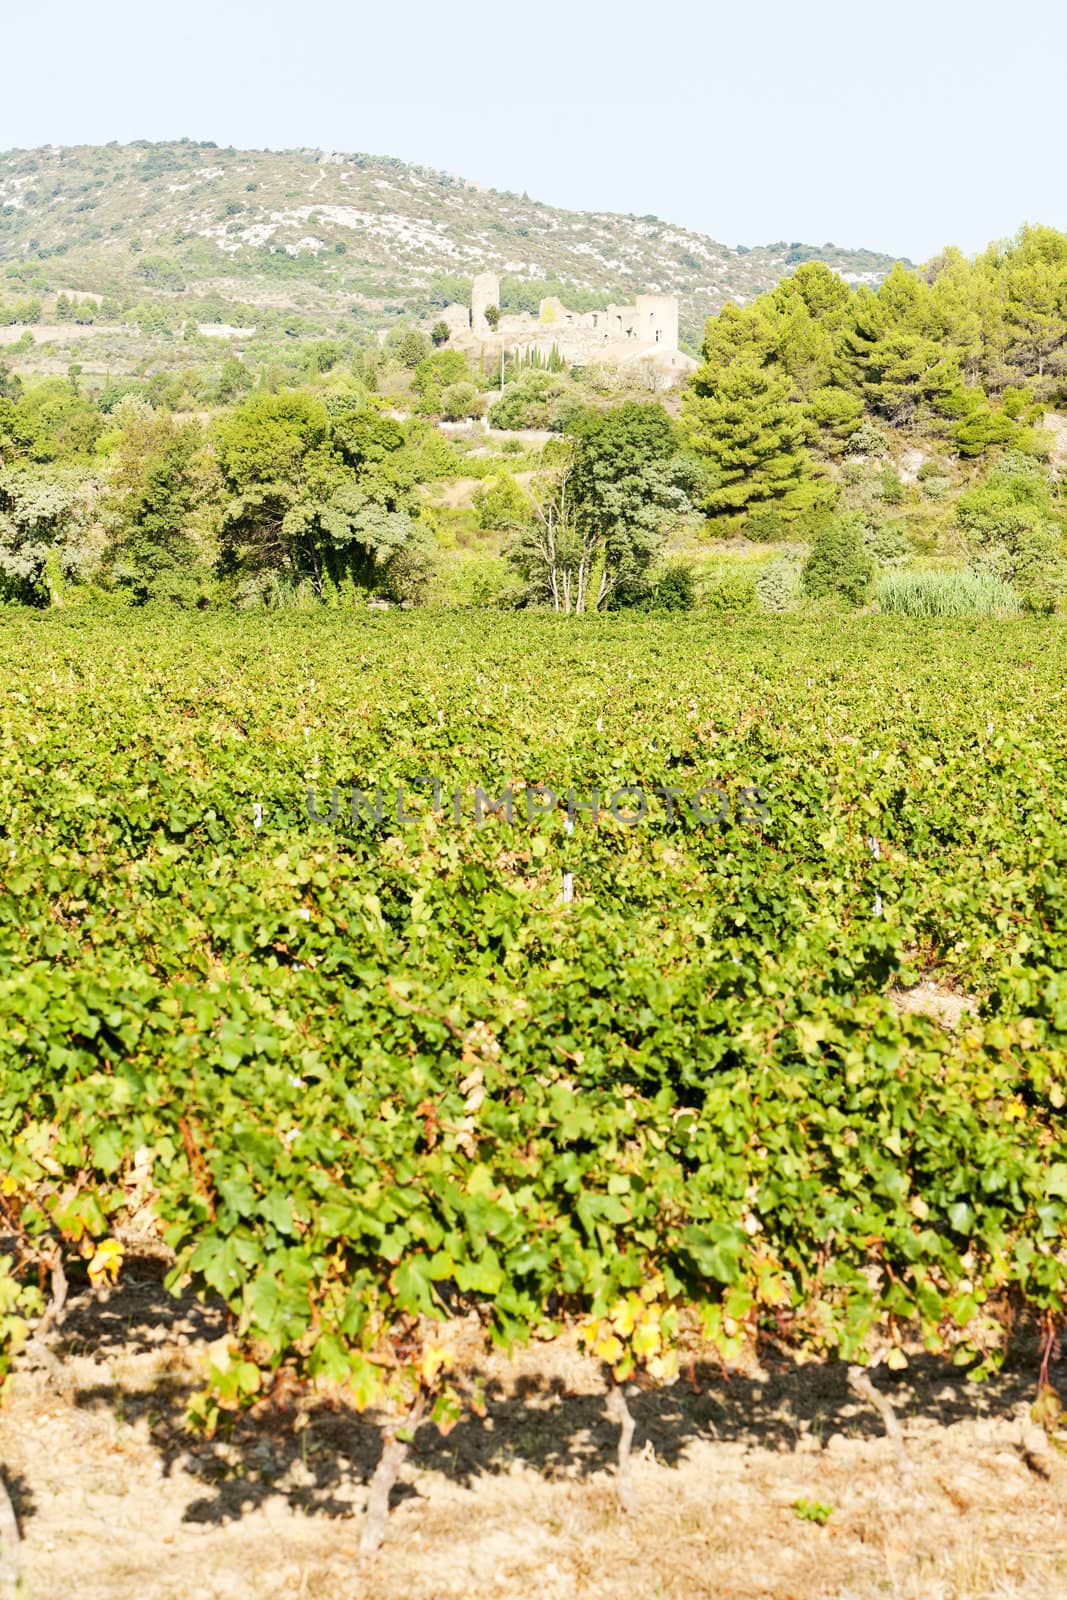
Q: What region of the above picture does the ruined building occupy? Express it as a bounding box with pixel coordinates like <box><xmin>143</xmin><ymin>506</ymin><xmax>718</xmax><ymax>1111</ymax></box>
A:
<box><xmin>436</xmin><ymin>272</ymin><xmax>696</xmax><ymax>383</ymax></box>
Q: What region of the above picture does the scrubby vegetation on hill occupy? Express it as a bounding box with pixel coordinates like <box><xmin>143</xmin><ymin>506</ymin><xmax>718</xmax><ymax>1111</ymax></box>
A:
<box><xmin>0</xmin><ymin>217</ymin><xmax>1064</xmax><ymax>619</ymax></box>
<box><xmin>0</xmin><ymin>141</ymin><xmax>905</xmax><ymax>374</ymax></box>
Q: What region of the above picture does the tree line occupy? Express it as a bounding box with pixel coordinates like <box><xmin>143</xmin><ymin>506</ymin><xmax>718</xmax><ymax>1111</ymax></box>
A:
<box><xmin>0</xmin><ymin>225</ymin><xmax>1065</xmax><ymax>614</ymax></box>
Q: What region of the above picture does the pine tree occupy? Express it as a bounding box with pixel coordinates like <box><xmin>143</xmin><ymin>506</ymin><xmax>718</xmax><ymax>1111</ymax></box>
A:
<box><xmin>684</xmin><ymin>360</ymin><xmax>821</xmax><ymax>517</ymax></box>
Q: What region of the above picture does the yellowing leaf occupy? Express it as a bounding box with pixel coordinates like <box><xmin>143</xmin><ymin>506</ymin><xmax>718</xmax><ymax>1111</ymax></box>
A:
<box><xmin>610</xmin><ymin>1298</ymin><xmax>638</xmax><ymax>1337</ymax></box>
<box><xmin>87</xmin><ymin>1238</ymin><xmax>124</xmax><ymax>1288</ymax></box>
<box><xmin>419</xmin><ymin>1344</ymin><xmax>451</xmax><ymax>1384</ymax></box>
<box><xmin>594</xmin><ymin>1334</ymin><xmax>623</xmax><ymax>1364</ymax></box>
<box><xmin>206</xmin><ymin>1336</ymin><xmax>233</xmax><ymax>1373</ymax></box>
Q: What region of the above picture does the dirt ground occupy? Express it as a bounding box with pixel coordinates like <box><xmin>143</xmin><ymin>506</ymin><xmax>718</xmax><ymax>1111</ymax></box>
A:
<box><xmin>1</xmin><ymin>1258</ymin><xmax>1064</xmax><ymax>1600</ymax></box>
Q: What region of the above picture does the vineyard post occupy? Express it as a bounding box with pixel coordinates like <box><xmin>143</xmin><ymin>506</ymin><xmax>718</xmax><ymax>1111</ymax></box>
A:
<box><xmin>562</xmin><ymin>812</ymin><xmax>574</xmax><ymax>904</ymax></box>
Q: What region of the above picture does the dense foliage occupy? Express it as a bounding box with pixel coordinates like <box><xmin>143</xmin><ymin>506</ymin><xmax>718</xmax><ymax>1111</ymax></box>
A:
<box><xmin>685</xmin><ymin>233</ymin><xmax>1067</xmax><ymax>538</ymax></box>
<box><xmin>2</xmin><ymin>610</ymin><xmax>1066</xmax><ymax>1512</ymax></box>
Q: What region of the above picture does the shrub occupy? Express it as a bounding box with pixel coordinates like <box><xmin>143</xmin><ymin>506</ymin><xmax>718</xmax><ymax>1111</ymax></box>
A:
<box><xmin>488</xmin><ymin>371</ymin><xmax>572</xmax><ymax>430</ymax></box>
<box><xmin>745</xmin><ymin>507</ymin><xmax>788</xmax><ymax>543</ymax></box>
<box><xmin>703</xmin><ymin>568</ymin><xmax>758</xmax><ymax>614</ymax></box>
<box><xmin>876</xmin><ymin>465</ymin><xmax>906</xmax><ymax>505</ymax></box>
<box><xmin>755</xmin><ymin>558</ymin><xmax>803</xmax><ymax>612</ymax></box>
<box><xmin>651</xmin><ymin>561</ymin><xmax>696</xmax><ymax>611</ymax></box>
<box><xmin>862</xmin><ymin>516</ymin><xmax>909</xmax><ymax>565</ymax></box>
<box><xmin>955</xmin><ymin>403</ymin><xmax>1018</xmax><ymax>458</ymax></box>
<box><xmin>845</xmin><ymin>420</ymin><xmax>890</xmax><ymax>458</ymax></box>
<box><xmin>473</xmin><ymin>473</ymin><xmax>528</xmax><ymax>532</ymax></box>
<box><xmin>1006</xmin><ymin>525</ymin><xmax>1066</xmax><ymax>614</ymax></box>
<box><xmin>802</xmin><ymin>514</ymin><xmax>875</xmax><ymax>606</ymax></box>
<box><xmin>956</xmin><ymin>453</ymin><xmax>1067</xmax><ymax>611</ymax></box>
<box><xmin>379</xmin><ymin>537</ymin><xmax>434</xmax><ymax>604</ymax></box>
<box><xmin>439</xmin><ymin>382</ymin><xmax>483</xmax><ymax>422</ymax></box>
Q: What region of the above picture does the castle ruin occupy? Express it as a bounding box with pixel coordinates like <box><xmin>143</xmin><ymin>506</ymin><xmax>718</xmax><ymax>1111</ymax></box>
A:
<box><xmin>437</xmin><ymin>272</ymin><xmax>696</xmax><ymax>383</ymax></box>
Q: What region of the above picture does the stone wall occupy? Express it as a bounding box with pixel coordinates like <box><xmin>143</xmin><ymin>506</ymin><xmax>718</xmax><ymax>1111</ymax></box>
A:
<box><xmin>438</xmin><ymin>274</ymin><xmax>695</xmax><ymax>384</ymax></box>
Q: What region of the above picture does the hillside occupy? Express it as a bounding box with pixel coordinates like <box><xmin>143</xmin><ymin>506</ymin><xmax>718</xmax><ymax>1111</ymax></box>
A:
<box><xmin>0</xmin><ymin>141</ymin><xmax>905</xmax><ymax>371</ymax></box>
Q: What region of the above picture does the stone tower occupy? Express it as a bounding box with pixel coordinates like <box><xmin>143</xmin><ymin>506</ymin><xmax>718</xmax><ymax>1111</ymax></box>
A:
<box><xmin>634</xmin><ymin>294</ymin><xmax>679</xmax><ymax>350</ymax></box>
<box><xmin>471</xmin><ymin>271</ymin><xmax>501</xmax><ymax>336</ymax></box>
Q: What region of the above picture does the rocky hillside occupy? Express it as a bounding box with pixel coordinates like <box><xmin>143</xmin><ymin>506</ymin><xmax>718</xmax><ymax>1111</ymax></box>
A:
<box><xmin>0</xmin><ymin>141</ymin><xmax>905</xmax><ymax>358</ymax></box>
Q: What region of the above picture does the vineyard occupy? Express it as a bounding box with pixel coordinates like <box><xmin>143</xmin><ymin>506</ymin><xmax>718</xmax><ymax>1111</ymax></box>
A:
<box><xmin>1</xmin><ymin>606</ymin><xmax>1066</xmax><ymax>1595</ymax></box>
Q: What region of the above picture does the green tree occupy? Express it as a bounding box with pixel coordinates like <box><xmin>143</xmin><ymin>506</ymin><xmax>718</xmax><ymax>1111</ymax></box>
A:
<box><xmin>216</xmin><ymin>390</ymin><xmax>341</xmax><ymax>580</ymax></box>
<box><xmin>307</xmin><ymin>340</ymin><xmax>343</xmax><ymax>375</ymax></box>
<box><xmin>439</xmin><ymin>381</ymin><xmax>482</xmax><ymax>421</ymax></box>
<box><xmin>108</xmin><ymin>410</ymin><xmax>212</xmax><ymax>602</ymax></box>
<box><xmin>685</xmin><ymin>360</ymin><xmax>821</xmax><ymax>518</ymax></box>
<box><xmin>215</xmin><ymin>390</ymin><xmax>430</xmax><ymax>600</ymax></box>
<box><xmin>393</xmin><ymin>328</ymin><xmax>432</xmax><ymax>370</ymax></box>
<box><xmin>804</xmin><ymin>386</ymin><xmax>864</xmax><ymax>452</ymax></box>
<box><xmin>1000</xmin><ymin>226</ymin><xmax>1067</xmax><ymax>394</ymax></box>
<box><xmin>215</xmin><ymin>357</ymin><xmax>255</xmax><ymax>405</ymax></box>
<box><xmin>802</xmin><ymin>514</ymin><xmax>875</xmax><ymax>606</ymax></box>
<box><xmin>846</xmin><ymin>321</ymin><xmax>962</xmax><ymax>426</ymax></box>
<box><xmin>412</xmin><ymin>349</ymin><xmax>474</xmax><ymax>416</ymax></box>
<box><xmin>0</xmin><ymin>465</ymin><xmax>99</xmax><ymax>604</ymax></box>
<box><xmin>924</xmin><ymin>247</ymin><xmax>985</xmax><ymax>382</ymax></box>
<box><xmin>508</xmin><ymin>403</ymin><xmax>695</xmax><ymax>612</ymax></box>
<box><xmin>12</xmin><ymin>378</ymin><xmax>103</xmax><ymax>462</ymax></box>
<box><xmin>956</xmin><ymin>452</ymin><xmax>1066</xmax><ymax>611</ymax></box>
<box><xmin>329</xmin><ymin>408</ymin><xmax>415</xmax><ymax>508</ymax></box>
<box><xmin>0</xmin><ymin>396</ymin><xmax>39</xmax><ymax>463</ymax></box>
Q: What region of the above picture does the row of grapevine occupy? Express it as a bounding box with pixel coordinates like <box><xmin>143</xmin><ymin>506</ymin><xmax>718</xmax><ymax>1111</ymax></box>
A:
<box><xmin>1</xmin><ymin>609</ymin><xmax>1065</xmax><ymax>1546</ymax></box>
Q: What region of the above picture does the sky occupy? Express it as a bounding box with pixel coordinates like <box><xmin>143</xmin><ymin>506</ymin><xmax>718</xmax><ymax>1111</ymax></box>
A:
<box><xmin>2</xmin><ymin>0</ymin><xmax>1064</xmax><ymax>264</ymax></box>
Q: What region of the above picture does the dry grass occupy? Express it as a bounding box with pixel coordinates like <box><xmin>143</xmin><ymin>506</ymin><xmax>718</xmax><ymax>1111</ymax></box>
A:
<box><xmin>887</xmin><ymin>979</ymin><xmax>979</xmax><ymax>1032</ymax></box>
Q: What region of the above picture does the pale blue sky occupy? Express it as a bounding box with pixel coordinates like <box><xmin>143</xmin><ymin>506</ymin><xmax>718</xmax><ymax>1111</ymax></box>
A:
<box><xmin>2</xmin><ymin>0</ymin><xmax>1063</xmax><ymax>263</ymax></box>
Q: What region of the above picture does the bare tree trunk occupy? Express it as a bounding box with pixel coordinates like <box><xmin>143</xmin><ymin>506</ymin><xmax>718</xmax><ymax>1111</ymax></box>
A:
<box><xmin>548</xmin><ymin>519</ymin><xmax>559</xmax><ymax>613</ymax></box>
<box><xmin>361</xmin><ymin>1391</ymin><xmax>425</xmax><ymax>1554</ymax></box>
<box><xmin>847</xmin><ymin>1365</ymin><xmax>912</xmax><ymax>1479</ymax></box>
<box><xmin>0</xmin><ymin>1470</ymin><xmax>19</xmax><ymax>1600</ymax></box>
<box><xmin>606</xmin><ymin>1383</ymin><xmax>638</xmax><ymax>1513</ymax></box>
<box><xmin>575</xmin><ymin>556</ymin><xmax>585</xmax><ymax>615</ymax></box>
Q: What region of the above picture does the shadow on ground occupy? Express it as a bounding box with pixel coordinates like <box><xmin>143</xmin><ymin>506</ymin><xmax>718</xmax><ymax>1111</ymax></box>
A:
<box><xmin>34</xmin><ymin>1255</ymin><xmax>1051</xmax><ymax>1531</ymax></box>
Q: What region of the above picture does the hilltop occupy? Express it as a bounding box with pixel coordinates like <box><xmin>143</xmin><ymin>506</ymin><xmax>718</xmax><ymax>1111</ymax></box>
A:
<box><xmin>0</xmin><ymin>141</ymin><xmax>905</xmax><ymax>372</ymax></box>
